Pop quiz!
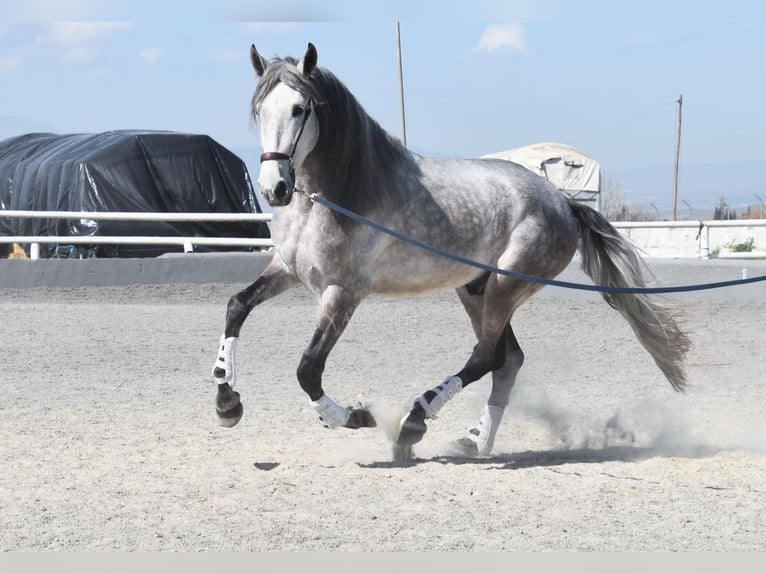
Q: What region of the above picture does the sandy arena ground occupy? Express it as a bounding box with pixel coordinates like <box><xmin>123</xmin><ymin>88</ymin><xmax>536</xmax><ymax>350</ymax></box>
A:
<box><xmin>1</xmin><ymin>258</ymin><xmax>765</xmax><ymax>551</ymax></box>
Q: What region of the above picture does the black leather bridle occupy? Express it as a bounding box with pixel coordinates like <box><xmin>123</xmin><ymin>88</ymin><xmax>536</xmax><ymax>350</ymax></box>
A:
<box><xmin>259</xmin><ymin>100</ymin><xmax>314</xmax><ymax>187</ymax></box>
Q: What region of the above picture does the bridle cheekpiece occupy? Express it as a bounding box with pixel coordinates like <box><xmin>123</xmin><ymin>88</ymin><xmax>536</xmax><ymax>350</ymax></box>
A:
<box><xmin>259</xmin><ymin>99</ymin><xmax>314</xmax><ymax>190</ymax></box>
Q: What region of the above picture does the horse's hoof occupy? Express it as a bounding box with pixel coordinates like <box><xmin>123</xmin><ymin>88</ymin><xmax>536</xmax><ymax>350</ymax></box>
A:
<box><xmin>344</xmin><ymin>407</ymin><xmax>377</xmax><ymax>429</ymax></box>
<box><xmin>216</xmin><ymin>401</ymin><xmax>243</xmax><ymax>427</ymax></box>
<box><xmin>215</xmin><ymin>383</ymin><xmax>243</xmax><ymax>427</ymax></box>
<box><xmin>392</xmin><ymin>442</ymin><xmax>414</xmax><ymax>462</ymax></box>
<box><xmin>396</xmin><ymin>404</ymin><xmax>427</xmax><ymax>447</ymax></box>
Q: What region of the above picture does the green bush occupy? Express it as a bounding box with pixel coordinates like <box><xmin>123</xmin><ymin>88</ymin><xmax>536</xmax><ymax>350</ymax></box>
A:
<box><xmin>726</xmin><ymin>238</ymin><xmax>755</xmax><ymax>252</ymax></box>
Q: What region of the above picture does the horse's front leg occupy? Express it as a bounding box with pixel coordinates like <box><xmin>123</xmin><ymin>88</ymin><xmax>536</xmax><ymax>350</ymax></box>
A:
<box><xmin>213</xmin><ymin>258</ymin><xmax>298</xmax><ymax>427</ymax></box>
<box><xmin>298</xmin><ymin>285</ymin><xmax>377</xmax><ymax>430</ymax></box>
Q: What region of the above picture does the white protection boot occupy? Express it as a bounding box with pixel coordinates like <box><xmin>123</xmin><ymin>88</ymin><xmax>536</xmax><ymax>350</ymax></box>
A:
<box><xmin>467</xmin><ymin>404</ymin><xmax>505</xmax><ymax>456</ymax></box>
<box><xmin>417</xmin><ymin>375</ymin><xmax>463</xmax><ymax>418</ymax></box>
<box><xmin>311</xmin><ymin>394</ymin><xmax>351</xmax><ymax>429</ymax></box>
<box><xmin>212</xmin><ymin>334</ymin><xmax>238</xmax><ymax>386</ymax></box>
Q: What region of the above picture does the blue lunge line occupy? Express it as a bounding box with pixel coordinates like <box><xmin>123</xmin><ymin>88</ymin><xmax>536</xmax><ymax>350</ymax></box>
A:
<box><xmin>307</xmin><ymin>192</ymin><xmax>766</xmax><ymax>295</ymax></box>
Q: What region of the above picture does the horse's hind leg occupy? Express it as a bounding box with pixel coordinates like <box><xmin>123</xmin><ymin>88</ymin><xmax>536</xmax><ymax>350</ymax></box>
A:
<box><xmin>212</xmin><ymin>257</ymin><xmax>298</xmax><ymax>427</ymax></box>
<box><xmin>395</xmin><ymin>313</ymin><xmax>510</xmax><ymax>456</ymax></box>
<box><xmin>466</xmin><ymin>337</ymin><xmax>523</xmax><ymax>456</ymax></box>
<box><xmin>472</xmin><ymin>326</ymin><xmax>523</xmax><ymax>454</ymax></box>
<box><xmin>452</xmin><ymin>284</ymin><xmax>525</xmax><ymax>456</ymax></box>
<box><xmin>395</xmin><ymin>262</ymin><xmax>544</xmax><ymax>457</ymax></box>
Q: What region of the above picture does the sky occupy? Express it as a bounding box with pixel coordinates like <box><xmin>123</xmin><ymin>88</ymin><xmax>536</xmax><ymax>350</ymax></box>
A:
<box><xmin>2</xmin><ymin>1</ymin><xmax>766</xmax><ymax>217</ymax></box>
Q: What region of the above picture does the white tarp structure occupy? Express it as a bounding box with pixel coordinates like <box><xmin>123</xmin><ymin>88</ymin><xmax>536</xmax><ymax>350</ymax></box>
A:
<box><xmin>482</xmin><ymin>142</ymin><xmax>602</xmax><ymax>211</ymax></box>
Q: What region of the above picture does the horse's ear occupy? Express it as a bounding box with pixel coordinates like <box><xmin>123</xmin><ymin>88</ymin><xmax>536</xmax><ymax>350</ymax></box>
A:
<box><xmin>297</xmin><ymin>42</ymin><xmax>317</xmax><ymax>76</ymax></box>
<box><xmin>250</xmin><ymin>44</ymin><xmax>268</xmax><ymax>77</ymax></box>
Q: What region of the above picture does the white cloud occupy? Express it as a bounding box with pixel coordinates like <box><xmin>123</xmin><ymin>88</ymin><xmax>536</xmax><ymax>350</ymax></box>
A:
<box><xmin>474</xmin><ymin>23</ymin><xmax>527</xmax><ymax>55</ymax></box>
<box><xmin>207</xmin><ymin>48</ymin><xmax>244</xmax><ymax>63</ymax></box>
<box><xmin>47</xmin><ymin>22</ymin><xmax>132</xmax><ymax>64</ymax></box>
<box><xmin>49</xmin><ymin>22</ymin><xmax>133</xmax><ymax>46</ymax></box>
<box><xmin>61</xmin><ymin>45</ymin><xmax>93</xmax><ymax>64</ymax></box>
<box><xmin>625</xmin><ymin>35</ymin><xmax>660</xmax><ymax>46</ymax></box>
<box><xmin>0</xmin><ymin>55</ymin><xmax>23</xmax><ymax>70</ymax></box>
<box><xmin>238</xmin><ymin>23</ymin><xmax>302</xmax><ymax>36</ymax></box>
<box><xmin>5</xmin><ymin>0</ymin><xmax>105</xmax><ymax>20</ymax></box>
<box><xmin>139</xmin><ymin>48</ymin><xmax>163</xmax><ymax>63</ymax></box>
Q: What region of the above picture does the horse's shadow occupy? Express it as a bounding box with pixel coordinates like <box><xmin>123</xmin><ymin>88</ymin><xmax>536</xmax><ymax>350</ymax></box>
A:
<box><xmin>358</xmin><ymin>443</ymin><xmax>722</xmax><ymax>470</ymax></box>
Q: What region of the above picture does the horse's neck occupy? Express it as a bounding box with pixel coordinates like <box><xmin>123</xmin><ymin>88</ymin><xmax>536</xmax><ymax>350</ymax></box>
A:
<box><xmin>303</xmin><ymin>120</ymin><xmax>412</xmax><ymax>211</ymax></box>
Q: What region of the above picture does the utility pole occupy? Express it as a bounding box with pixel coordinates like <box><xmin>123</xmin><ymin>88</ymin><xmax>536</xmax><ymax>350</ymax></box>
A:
<box><xmin>672</xmin><ymin>94</ymin><xmax>683</xmax><ymax>221</ymax></box>
<box><xmin>395</xmin><ymin>22</ymin><xmax>408</xmax><ymax>148</ymax></box>
<box><xmin>755</xmin><ymin>193</ymin><xmax>764</xmax><ymax>219</ymax></box>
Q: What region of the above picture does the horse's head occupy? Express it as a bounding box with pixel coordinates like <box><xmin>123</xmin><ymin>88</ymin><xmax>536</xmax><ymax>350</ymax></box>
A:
<box><xmin>251</xmin><ymin>43</ymin><xmax>321</xmax><ymax>207</ymax></box>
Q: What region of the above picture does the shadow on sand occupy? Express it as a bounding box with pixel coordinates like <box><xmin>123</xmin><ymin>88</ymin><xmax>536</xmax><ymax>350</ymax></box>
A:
<box><xmin>357</xmin><ymin>443</ymin><xmax>722</xmax><ymax>470</ymax></box>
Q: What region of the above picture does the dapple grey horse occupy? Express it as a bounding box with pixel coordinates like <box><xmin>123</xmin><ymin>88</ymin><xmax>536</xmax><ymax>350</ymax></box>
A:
<box><xmin>212</xmin><ymin>42</ymin><xmax>690</xmax><ymax>460</ymax></box>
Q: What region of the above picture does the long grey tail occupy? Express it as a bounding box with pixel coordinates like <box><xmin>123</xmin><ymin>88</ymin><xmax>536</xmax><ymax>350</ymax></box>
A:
<box><xmin>569</xmin><ymin>200</ymin><xmax>691</xmax><ymax>391</ymax></box>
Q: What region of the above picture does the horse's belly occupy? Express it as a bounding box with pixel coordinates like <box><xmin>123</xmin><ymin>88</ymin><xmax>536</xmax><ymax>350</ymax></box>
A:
<box><xmin>368</xmin><ymin>256</ymin><xmax>481</xmax><ymax>296</ymax></box>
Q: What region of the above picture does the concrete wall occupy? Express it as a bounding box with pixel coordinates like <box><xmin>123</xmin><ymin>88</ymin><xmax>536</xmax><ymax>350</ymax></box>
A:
<box><xmin>0</xmin><ymin>252</ymin><xmax>273</xmax><ymax>289</ymax></box>
<box><xmin>614</xmin><ymin>220</ymin><xmax>766</xmax><ymax>259</ymax></box>
<box><xmin>3</xmin><ymin>221</ymin><xmax>766</xmax><ymax>289</ymax></box>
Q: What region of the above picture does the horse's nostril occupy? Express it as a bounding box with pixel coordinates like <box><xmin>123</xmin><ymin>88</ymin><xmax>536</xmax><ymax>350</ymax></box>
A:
<box><xmin>273</xmin><ymin>180</ymin><xmax>287</xmax><ymax>201</ymax></box>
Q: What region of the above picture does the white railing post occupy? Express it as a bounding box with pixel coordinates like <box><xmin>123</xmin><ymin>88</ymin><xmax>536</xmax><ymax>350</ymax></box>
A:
<box><xmin>30</xmin><ymin>242</ymin><xmax>40</xmax><ymax>260</ymax></box>
<box><xmin>701</xmin><ymin>224</ymin><xmax>711</xmax><ymax>259</ymax></box>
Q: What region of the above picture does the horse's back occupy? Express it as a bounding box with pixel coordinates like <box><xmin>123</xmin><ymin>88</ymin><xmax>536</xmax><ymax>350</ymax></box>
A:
<box><xmin>412</xmin><ymin>155</ymin><xmax>577</xmax><ymax>239</ymax></box>
<box><xmin>362</xmin><ymin>155</ymin><xmax>578</xmax><ymax>296</ymax></box>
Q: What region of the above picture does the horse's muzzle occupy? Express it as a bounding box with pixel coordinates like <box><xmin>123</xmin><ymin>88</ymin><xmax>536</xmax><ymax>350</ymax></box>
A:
<box><xmin>264</xmin><ymin>180</ymin><xmax>293</xmax><ymax>207</ymax></box>
<box><xmin>259</xmin><ymin>151</ymin><xmax>296</xmax><ymax>207</ymax></box>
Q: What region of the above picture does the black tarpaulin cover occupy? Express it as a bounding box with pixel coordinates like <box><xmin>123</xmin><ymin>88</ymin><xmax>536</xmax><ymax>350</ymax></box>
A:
<box><xmin>0</xmin><ymin>130</ymin><xmax>269</xmax><ymax>257</ymax></box>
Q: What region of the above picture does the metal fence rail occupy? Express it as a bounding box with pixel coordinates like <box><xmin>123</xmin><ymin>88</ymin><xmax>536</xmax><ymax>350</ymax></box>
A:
<box><xmin>3</xmin><ymin>209</ymin><xmax>766</xmax><ymax>260</ymax></box>
<box><xmin>1</xmin><ymin>210</ymin><xmax>275</xmax><ymax>259</ymax></box>
<box><xmin>0</xmin><ymin>210</ymin><xmax>272</xmax><ymax>222</ymax></box>
<box><xmin>0</xmin><ymin>235</ymin><xmax>272</xmax><ymax>247</ymax></box>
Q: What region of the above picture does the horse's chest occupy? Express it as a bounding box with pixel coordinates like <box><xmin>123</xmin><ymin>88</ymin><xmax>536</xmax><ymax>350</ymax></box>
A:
<box><xmin>293</xmin><ymin>249</ymin><xmax>329</xmax><ymax>292</ymax></box>
<box><xmin>274</xmin><ymin>230</ymin><xmax>348</xmax><ymax>293</ymax></box>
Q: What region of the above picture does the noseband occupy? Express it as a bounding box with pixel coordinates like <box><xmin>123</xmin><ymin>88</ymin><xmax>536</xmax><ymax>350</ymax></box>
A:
<box><xmin>259</xmin><ymin>99</ymin><xmax>314</xmax><ymax>187</ymax></box>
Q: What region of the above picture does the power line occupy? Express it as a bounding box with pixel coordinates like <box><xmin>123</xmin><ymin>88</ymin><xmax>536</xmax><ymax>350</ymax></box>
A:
<box><xmin>684</xmin><ymin>104</ymin><xmax>766</xmax><ymax>149</ymax></box>
<box><xmin>569</xmin><ymin>101</ymin><xmax>674</xmax><ymax>145</ymax></box>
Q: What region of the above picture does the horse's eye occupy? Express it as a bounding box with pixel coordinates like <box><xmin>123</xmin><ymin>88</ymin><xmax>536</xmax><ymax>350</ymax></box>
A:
<box><xmin>291</xmin><ymin>104</ymin><xmax>306</xmax><ymax>117</ymax></box>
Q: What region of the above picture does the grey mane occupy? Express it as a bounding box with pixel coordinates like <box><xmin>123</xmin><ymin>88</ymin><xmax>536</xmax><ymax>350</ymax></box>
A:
<box><xmin>252</xmin><ymin>56</ymin><xmax>419</xmax><ymax>215</ymax></box>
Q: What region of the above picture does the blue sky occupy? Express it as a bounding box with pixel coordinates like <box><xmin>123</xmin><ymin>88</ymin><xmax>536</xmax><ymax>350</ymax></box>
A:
<box><xmin>2</xmin><ymin>1</ymin><xmax>766</xmax><ymax>215</ymax></box>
